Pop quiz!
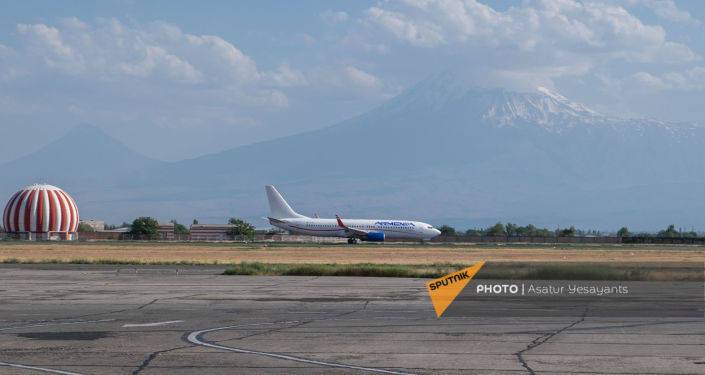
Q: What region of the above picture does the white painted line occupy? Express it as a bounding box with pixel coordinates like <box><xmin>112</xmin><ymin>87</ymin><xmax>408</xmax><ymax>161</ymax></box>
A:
<box><xmin>122</xmin><ymin>320</ymin><xmax>184</xmax><ymax>328</ymax></box>
<box><xmin>0</xmin><ymin>361</ymin><xmax>86</xmax><ymax>375</ymax></box>
<box><xmin>186</xmin><ymin>323</ymin><xmax>416</xmax><ymax>375</ymax></box>
<box><xmin>0</xmin><ymin>319</ymin><xmax>115</xmax><ymax>332</ymax></box>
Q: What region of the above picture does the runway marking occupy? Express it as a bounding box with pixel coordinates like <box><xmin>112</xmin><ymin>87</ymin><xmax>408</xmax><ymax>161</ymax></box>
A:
<box><xmin>122</xmin><ymin>320</ymin><xmax>184</xmax><ymax>328</ymax></box>
<box><xmin>0</xmin><ymin>319</ymin><xmax>115</xmax><ymax>332</ymax></box>
<box><xmin>186</xmin><ymin>323</ymin><xmax>417</xmax><ymax>375</ymax></box>
<box><xmin>0</xmin><ymin>361</ymin><xmax>86</xmax><ymax>375</ymax></box>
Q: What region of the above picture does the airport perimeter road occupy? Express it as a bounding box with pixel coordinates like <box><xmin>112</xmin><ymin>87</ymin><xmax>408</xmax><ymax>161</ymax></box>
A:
<box><xmin>0</xmin><ymin>265</ymin><xmax>703</xmax><ymax>375</ymax></box>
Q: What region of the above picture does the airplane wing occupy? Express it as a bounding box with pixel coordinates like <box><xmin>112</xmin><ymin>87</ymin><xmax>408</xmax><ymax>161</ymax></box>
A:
<box><xmin>335</xmin><ymin>215</ymin><xmax>369</xmax><ymax>237</ymax></box>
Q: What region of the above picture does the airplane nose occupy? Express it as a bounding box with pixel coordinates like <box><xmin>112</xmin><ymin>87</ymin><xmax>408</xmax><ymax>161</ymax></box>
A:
<box><xmin>433</xmin><ymin>228</ymin><xmax>441</xmax><ymax>236</ymax></box>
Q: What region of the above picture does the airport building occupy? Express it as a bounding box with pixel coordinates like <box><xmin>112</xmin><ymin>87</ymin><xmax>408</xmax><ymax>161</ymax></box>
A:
<box><xmin>2</xmin><ymin>184</ymin><xmax>79</xmax><ymax>240</ymax></box>
<box><xmin>189</xmin><ymin>224</ymin><xmax>234</xmax><ymax>241</ymax></box>
<box><xmin>79</xmin><ymin>219</ymin><xmax>105</xmax><ymax>231</ymax></box>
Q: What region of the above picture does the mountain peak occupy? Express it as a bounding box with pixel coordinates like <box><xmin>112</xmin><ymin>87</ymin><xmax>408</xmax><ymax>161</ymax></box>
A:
<box><xmin>0</xmin><ymin>123</ymin><xmax>162</xmax><ymax>189</ymax></box>
<box><xmin>383</xmin><ymin>74</ymin><xmax>605</xmax><ymax>132</ymax></box>
<box><xmin>481</xmin><ymin>86</ymin><xmax>603</xmax><ymax>131</ymax></box>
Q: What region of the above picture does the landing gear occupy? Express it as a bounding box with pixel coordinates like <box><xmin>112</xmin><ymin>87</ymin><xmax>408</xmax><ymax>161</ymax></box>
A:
<box><xmin>347</xmin><ymin>238</ymin><xmax>359</xmax><ymax>244</ymax></box>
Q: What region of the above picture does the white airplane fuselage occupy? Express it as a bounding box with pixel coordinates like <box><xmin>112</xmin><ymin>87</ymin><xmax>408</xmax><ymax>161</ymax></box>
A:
<box><xmin>269</xmin><ymin>217</ymin><xmax>439</xmax><ymax>240</ymax></box>
<box><xmin>265</xmin><ymin>185</ymin><xmax>441</xmax><ymax>242</ymax></box>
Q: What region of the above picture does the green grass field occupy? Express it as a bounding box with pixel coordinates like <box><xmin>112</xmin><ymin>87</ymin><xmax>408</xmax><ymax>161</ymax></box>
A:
<box><xmin>222</xmin><ymin>261</ymin><xmax>704</xmax><ymax>281</ymax></box>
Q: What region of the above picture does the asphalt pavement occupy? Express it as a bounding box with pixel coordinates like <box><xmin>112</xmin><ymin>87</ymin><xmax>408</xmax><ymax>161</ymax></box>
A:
<box><xmin>0</xmin><ymin>264</ymin><xmax>703</xmax><ymax>374</ymax></box>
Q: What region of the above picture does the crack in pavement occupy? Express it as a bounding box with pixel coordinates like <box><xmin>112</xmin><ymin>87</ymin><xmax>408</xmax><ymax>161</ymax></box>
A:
<box><xmin>186</xmin><ymin>300</ymin><xmax>415</xmax><ymax>374</ymax></box>
<box><xmin>0</xmin><ymin>293</ymin><xmax>207</xmax><ymax>329</ymax></box>
<box><xmin>131</xmin><ymin>344</ymin><xmax>191</xmax><ymax>375</ymax></box>
<box><xmin>514</xmin><ymin>308</ymin><xmax>588</xmax><ymax>375</ymax></box>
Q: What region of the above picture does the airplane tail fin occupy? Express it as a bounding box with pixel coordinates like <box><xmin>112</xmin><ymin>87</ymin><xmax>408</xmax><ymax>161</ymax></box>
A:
<box><xmin>265</xmin><ymin>185</ymin><xmax>305</xmax><ymax>219</ymax></box>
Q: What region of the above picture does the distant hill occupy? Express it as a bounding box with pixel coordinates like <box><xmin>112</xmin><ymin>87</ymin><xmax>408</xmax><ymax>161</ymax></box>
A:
<box><xmin>1</xmin><ymin>124</ymin><xmax>162</xmax><ymax>188</ymax></box>
<box><xmin>0</xmin><ymin>124</ymin><xmax>164</xmax><ymax>222</ymax></box>
<box><xmin>3</xmin><ymin>75</ymin><xmax>705</xmax><ymax>230</ymax></box>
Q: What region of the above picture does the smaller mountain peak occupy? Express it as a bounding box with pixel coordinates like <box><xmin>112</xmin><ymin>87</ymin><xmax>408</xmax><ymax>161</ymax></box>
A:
<box><xmin>66</xmin><ymin>123</ymin><xmax>107</xmax><ymax>135</ymax></box>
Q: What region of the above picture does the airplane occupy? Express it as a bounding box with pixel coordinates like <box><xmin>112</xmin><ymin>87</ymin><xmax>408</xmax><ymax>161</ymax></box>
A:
<box><xmin>265</xmin><ymin>185</ymin><xmax>441</xmax><ymax>244</ymax></box>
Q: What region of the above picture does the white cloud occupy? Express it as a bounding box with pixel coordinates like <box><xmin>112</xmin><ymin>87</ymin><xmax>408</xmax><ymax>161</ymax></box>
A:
<box><xmin>14</xmin><ymin>18</ymin><xmax>264</xmax><ymax>91</ymax></box>
<box><xmin>629</xmin><ymin>0</ymin><xmax>702</xmax><ymax>27</ymax></box>
<box><xmin>265</xmin><ymin>63</ymin><xmax>309</xmax><ymax>87</ymax></box>
<box><xmin>366</xmin><ymin>0</ymin><xmax>696</xmax><ymax>63</ymax></box>
<box><xmin>367</xmin><ymin>7</ymin><xmax>445</xmax><ymax>47</ymax></box>
<box><xmin>343</xmin><ymin>66</ymin><xmax>382</xmax><ymax>89</ymax></box>
<box><xmin>353</xmin><ymin>0</ymin><xmax>701</xmax><ymax>93</ymax></box>
<box><xmin>630</xmin><ymin>67</ymin><xmax>705</xmax><ymax>91</ymax></box>
<box><xmin>321</xmin><ymin>10</ymin><xmax>349</xmax><ymax>24</ymax></box>
<box><xmin>6</xmin><ymin>18</ymin><xmax>397</xmax><ymax>108</ymax></box>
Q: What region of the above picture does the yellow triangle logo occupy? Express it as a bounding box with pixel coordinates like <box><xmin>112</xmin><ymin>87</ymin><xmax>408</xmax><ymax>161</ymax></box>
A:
<box><xmin>426</xmin><ymin>261</ymin><xmax>485</xmax><ymax>318</ymax></box>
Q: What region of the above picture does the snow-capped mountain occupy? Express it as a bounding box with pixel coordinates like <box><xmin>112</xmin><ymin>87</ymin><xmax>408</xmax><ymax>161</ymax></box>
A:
<box><xmin>482</xmin><ymin>86</ymin><xmax>602</xmax><ymax>130</ymax></box>
<box><xmin>3</xmin><ymin>74</ymin><xmax>705</xmax><ymax>229</ymax></box>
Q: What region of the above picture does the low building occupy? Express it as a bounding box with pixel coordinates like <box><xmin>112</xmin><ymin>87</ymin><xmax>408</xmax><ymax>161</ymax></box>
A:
<box><xmin>157</xmin><ymin>223</ymin><xmax>175</xmax><ymax>240</ymax></box>
<box><xmin>80</xmin><ymin>219</ymin><xmax>105</xmax><ymax>232</ymax></box>
<box><xmin>189</xmin><ymin>224</ymin><xmax>234</xmax><ymax>241</ymax></box>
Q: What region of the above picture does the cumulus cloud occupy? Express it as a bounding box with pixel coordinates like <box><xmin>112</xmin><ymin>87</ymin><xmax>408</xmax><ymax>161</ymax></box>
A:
<box><xmin>15</xmin><ymin>18</ymin><xmax>262</xmax><ymax>89</ymax></box>
<box><xmin>264</xmin><ymin>63</ymin><xmax>309</xmax><ymax>87</ymax></box>
<box><xmin>628</xmin><ymin>0</ymin><xmax>702</xmax><ymax>27</ymax></box>
<box><xmin>366</xmin><ymin>7</ymin><xmax>445</xmax><ymax>47</ymax></box>
<box><xmin>360</xmin><ymin>0</ymin><xmax>699</xmax><ymax>90</ymax></box>
<box><xmin>5</xmin><ymin>17</ymin><xmax>396</xmax><ymax>107</ymax></box>
<box><xmin>630</xmin><ymin>67</ymin><xmax>705</xmax><ymax>91</ymax></box>
<box><xmin>367</xmin><ymin>0</ymin><xmax>696</xmax><ymax>61</ymax></box>
<box><xmin>258</xmin><ymin>62</ymin><xmax>394</xmax><ymax>100</ymax></box>
<box><xmin>343</xmin><ymin>66</ymin><xmax>382</xmax><ymax>89</ymax></box>
<box><xmin>271</xmin><ymin>64</ymin><xmax>396</xmax><ymax>98</ymax></box>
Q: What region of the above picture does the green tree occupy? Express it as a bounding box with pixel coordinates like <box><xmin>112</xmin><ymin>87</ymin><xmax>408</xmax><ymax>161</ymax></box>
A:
<box><xmin>682</xmin><ymin>229</ymin><xmax>698</xmax><ymax>238</ymax></box>
<box><xmin>228</xmin><ymin>218</ymin><xmax>256</xmax><ymax>238</ymax></box>
<box><xmin>170</xmin><ymin>220</ymin><xmax>189</xmax><ymax>235</ymax></box>
<box><xmin>465</xmin><ymin>228</ymin><xmax>484</xmax><ymax>236</ymax></box>
<box><xmin>130</xmin><ymin>217</ymin><xmax>159</xmax><ymax>239</ymax></box>
<box><xmin>558</xmin><ymin>226</ymin><xmax>576</xmax><ymax>237</ymax></box>
<box><xmin>487</xmin><ymin>222</ymin><xmax>506</xmax><ymax>236</ymax></box>
<box><xmin>617</xmin><ymin>227</ymin><xmax>630</xmax><ymax>237</ymax></box>
<box><xmin>658</xmin><ymin>224</ymin><xmax>679</xmax><ymax>238</ymax></box>
<box><xmin>77</xmin><ymin>222</ymin><xmax>95</xmax><ymax>233</ymax></box>
<box><xmin>438</xmin><ymin>225</ymin><xmax>456</xmax><ymax>236</ymax></box>
<box><xmin>505</xmin><ymin>223</ymin><xmax>518</xmax><ymax>237</ymax></box>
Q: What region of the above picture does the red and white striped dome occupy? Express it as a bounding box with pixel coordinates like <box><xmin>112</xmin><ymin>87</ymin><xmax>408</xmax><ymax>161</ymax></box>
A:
<box><xmin>2</xmin><ymin>184</ymin><xmax>79</xmax><ymax>233</ymax></box>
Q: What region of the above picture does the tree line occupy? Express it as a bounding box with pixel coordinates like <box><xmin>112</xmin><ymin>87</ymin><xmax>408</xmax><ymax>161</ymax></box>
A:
<box><xmin>78</xmin><ymin>216</ymin><xmax>256</xmax><ymax>239</ymax></box>
<box><xmin>437</xmin><ymin>222</ymin><xmax>701</xmax><ymax>238</ymax></box>
<box><xmin>75</xmin><ymin>217</ymin><xmax>701</xmax><ymax>240</ymax></box>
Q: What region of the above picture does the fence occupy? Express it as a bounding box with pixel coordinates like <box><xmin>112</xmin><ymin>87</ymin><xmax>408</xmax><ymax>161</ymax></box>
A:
<box><xmin>4</xmin><ymin>231</ymin><xmax>705</xmax><ymax>245</ymax></box>
<box><xmin>72</xmin><ymin>232</ymin><xmax>344</xmax><ymax>243</ymax></box>
<box><xmin>431</xmin><ymin>235</ymin><xmax>621</xmax><ymax>244</ymax></box>
<box><xmin>431</xmin><ymin>235</ymin><xmax>705</xmax><ymax>245</ymax></box>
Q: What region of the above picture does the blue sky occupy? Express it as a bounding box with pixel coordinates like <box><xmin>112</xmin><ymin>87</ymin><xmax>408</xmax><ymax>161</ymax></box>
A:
<box><xmin>1</xmin><ymin>0</ymin><xmax>704</xmax><ymax>162</ymax></box>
